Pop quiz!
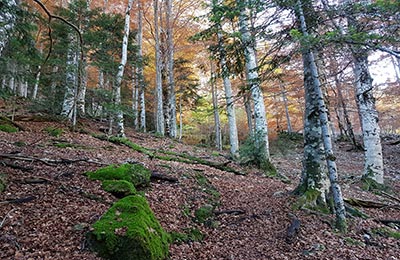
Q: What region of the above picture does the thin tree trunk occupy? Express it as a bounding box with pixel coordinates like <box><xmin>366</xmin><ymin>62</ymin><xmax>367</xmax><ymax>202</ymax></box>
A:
<box><xmin>243</xmin><ymin>93</ymin><xmax>253</xmax><ymax>134</ymax></box>
<box><xmin>32</xmin><ymin>66</ymin><xmax>41</xmax><ymax>99</ymax></box>
<box><xmin>154</xmin><ymin>0</ymin><xmax>165</xmax><ymax>135</ymax></box>
<box><xmin>137</xmin><ymin>0</ymin><xmax>146</xmax><ymax>132</ymax></box>
<box><xmin>113</xmin><ymin>0</ymin><xmax>134</xmax><ymax>137</ymax></box>
<box><xmin>280</xmin><ymin>82</ymin><xmax>292</xmax><ymax>133</ymax></box>
<box><xmin>238</xmin><ymin>4</ymin><xmax>270</xmax><ymax>159</ymax></box>
<box><xmin>217</xmin><ymin>31</ymin><xmax>239</xmax><ymax>157</ymax></box>
<box><xmin>297</xmin><ymin>0</ymin><xmax>346</xmax><ymax>232</ymax></box>
<box><xmin>179</xmin><ymin>96</ymin><xmax>183</xmax><ymax>140</ymax></box>
<box><xmin>166</xmin><ymin>0</ymin><xmax>177</xmax><ymax>138</ymax></box>
<box><xmin>211</xmin><ymin>62</ymin><xmax>222</xmax><ymax>151</ymax></box>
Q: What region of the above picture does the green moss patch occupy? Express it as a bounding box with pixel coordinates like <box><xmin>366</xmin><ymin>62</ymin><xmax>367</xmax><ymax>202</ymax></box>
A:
<box><xmin>88</xmin><ymin>195</ymin><xmax>170</xmax><ymax>260</ymax></box>
<box><xmin>44</xmin><ymin>127</ymin><xmax>63</xmax><ymax>137</ymax></box>
<box><xmin>0</xmin><ymin>174</ymin><xmax>7</xmax><ymax>193</ymax></box>
<box><xmin>0</xmin><ymin>124</ymin><xmax>18</xmax><ymax>133</ymax></box>
<box><xmin>86</xmin><ymin>163</ymin><xmax>151</xmax><ymax>187</ymax></box>
<box><xmin>194</xmin><ymin>204</ymin><xmax>214</xmax><ymax>223</ymax></box>
<box><xmin>170</xmin><ymin>228</ymin><xmax>204</xmax><ymax>244</ymax></box>
<box><xmin>102</xmin><ymin>180</ymin><xmax>136</xmax><ymax>198</ymax></box>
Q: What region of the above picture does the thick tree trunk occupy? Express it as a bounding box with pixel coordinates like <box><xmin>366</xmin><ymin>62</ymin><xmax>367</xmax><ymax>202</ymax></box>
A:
<box><xmin>297</xmin><ymin>0</ymin><xmax>346</xmax><ymax>232</ymax></box>
<box><xmin>166</xmin><ymin>0</ymin><xmax>177</xmax><ymax>138</ymax></box>
<box><xmin>154</xmin><ymin>0</ymin><xmax>165</xmax><ymax>135</ymax></box>
<box><xmin>238</xmin><ymin>6</ymin><xmax>270</xmax><ymax>159</ymax></box>
<box><xmin>217</xmin><ymin>31</ymin><xmax>239</xmax><ymax>157</ymax></box>
<box><xmin>113</xmin><ymin>0</ymin><xmax>134</xmax><ymax>137</ymax></box>
<box><xmin>353</xmin><ymin>51</ymin><xmax>384</xmax><ymax>183</ymax></box>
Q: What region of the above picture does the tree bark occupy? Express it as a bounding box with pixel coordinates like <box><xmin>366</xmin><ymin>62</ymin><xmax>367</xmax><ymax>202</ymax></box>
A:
<box><xmin>211</xmin><ymin>62</ymin><xmax>222</xmax><ymax>151</ymax></box>
<box><xmin>61</xmin><ymin>35</ymin><xmax>78</xmax><ymax>120</ymax></box>
<box><xmin>166</xmin><ymin>0</ymin><xmax>177</xmax><ymax>138</ymax></box>
<box><xmin>280</xmin><ymin>82</ymin><xmax>292</xmax><ymax>133</ymax></box>
<box><xmin>137</xmin><ymin>0</ymin><xmax>146</xmax><ymax>132</ymax></box>
<box><xmin>154</xmin><ymin>0</ymin><xmax>165</xmax><ymax>136</ymax></box>
<box><xmin>113</xmin><ymin>0</ymin><xmax>134</xmax><ymax>137</ymax></box>
<box><xmin>296</xmin><ymin>0</ymin><xmax>347</xmax><ymax>232</ymax></box>
<box><xmin>238</xmin><ymin>4</ymin><xmax>270</xmax><ymax>160</ymax></box>
<box><xmin>217</xmin><ymin>30</ymin><xmax>239</xmax><ymax>157</ymax></box>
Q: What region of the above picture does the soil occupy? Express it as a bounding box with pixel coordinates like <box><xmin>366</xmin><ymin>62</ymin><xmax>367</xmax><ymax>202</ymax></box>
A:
<box><xmin>0</xmin><ymin>111</ymin><xmax>399</xmax><ymax>260</ymax></box>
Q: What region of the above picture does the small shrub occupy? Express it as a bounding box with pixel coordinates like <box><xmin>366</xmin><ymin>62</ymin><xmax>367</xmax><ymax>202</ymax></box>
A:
<box><xmin>102</xmin><ymin>180</ymin><xmax>136</xmax><ymax>198</ymax></box>
<box><xmin>0</xmin><ymin>124</ymin><xmax>18</xmax><ymax>133</ymax></box>
<box><xmin>87</xmin><ymin>195</ymin><xmax>170</xmax><ymax>260</ymax></box>
<box><xmin>194</xmin><ymin>204</ymin><xmax>214</xmax><ymax>223</ymax></box>
<box><xmin>44</xmin><ymin>127</ymin><xmax>63</xmax><ymax>137</ymax></box>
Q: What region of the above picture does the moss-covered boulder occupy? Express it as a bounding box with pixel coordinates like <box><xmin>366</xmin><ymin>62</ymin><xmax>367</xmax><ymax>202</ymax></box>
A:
<box><xmin>102</xmin><ymin>180</ymin><xmax>136</xmax><ymax>198</ymax></box>
<box><xmin>87</xmin><ymin>195</ymin><xmax>170</xmax><ymax>260</ymax></box>
<box><xmin>86</xmin><ymin>163</ymin><xmax>151</xmax><ymax>187</ymax></box>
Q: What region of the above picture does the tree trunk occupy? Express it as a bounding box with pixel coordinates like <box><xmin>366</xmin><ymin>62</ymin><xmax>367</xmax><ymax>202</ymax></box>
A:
<box><xmin>137</xmin><ymin>0</ymin><xmax>146</xmax><ymax>132</ymax></box>
<box><xmin>238</xmin><ymin>4</ymin><xmax>270</xmax><ymax>160</ymax></box>
<box><xmin>132</xmin><ymin>66</ymin><xmax>139</xmax><ymax>129</ymax></box>
<box><xmin>61</xmin><ymin>35</ymin><xmax>78</xmax><ymax>120</ymax></box>
<box><xmin>217</xmin><ymin>31</ymin><xmax>239</xmax><ymax>157</ymax></box>
<box><xmin>114</xmin><ymin>0</ymin><xmax>134</xmax><ymax>137</ymax></box>
<box><xmin>154</xmin><ymin>0</ymin><xmax>165</xmax><ymax>136</ymax></box>
<box><xmin>32</xmin><ymin>66</ymin><xmax>41</xmax><ymax>99</ymax></box>
<box><xmin>166</xmin><ymin>0</ymin><xmax>177</xmax><ymax>138</ymax></box>
<box><xmin>352</xmin><ymin>51</ymin><xmax>384</xmax><ymax>184</ymax></box>
<box><xmin>280</xmin><ymin>83</ymin><xmax>292</xmax><ymax>133</ymax></box>
<box><xmin>243</xmin><ymin>93</ymin><xmax>253</xmax><ymax>134</ymax></box>
<box><xmin>296</xmin><ymin>0</ymin><xmax>346</xmax><ymax>232</ymax></box>
<box><xmin>211</xmin><ymin>62</ymin><xmax>222</xmax><ymax>151</ymax></box>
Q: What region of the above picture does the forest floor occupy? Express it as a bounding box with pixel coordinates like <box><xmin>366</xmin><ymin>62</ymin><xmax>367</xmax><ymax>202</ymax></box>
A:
<box><xmin>0</xmin><ymin>106</ymin><xmax>399</xmax><ymax>259</ymax></box>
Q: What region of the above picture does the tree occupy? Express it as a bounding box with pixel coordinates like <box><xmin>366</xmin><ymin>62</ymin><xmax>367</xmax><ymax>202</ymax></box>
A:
<box><xmin>154</xmin><ymin>0</ymin><xmax>165</xmax><ymax>136</ymax></box>
<box><xmin>0</xmin><ymin>0</ymin><xmax>17</xmax><ymax>57</ymax></box>
<box><xmin>295</xmin><ymin>0</ymin><xmax>347</xmax><ymax>232</ymax></box>
<box><xmin>113</xmin><ymin>0</ymin><xmax>135</xmax><ymax>137</ymax></box>
<box><xmin>238</xmin><ymin>0</ymin><xmax>270</xmax><ymax>161</ymax></box>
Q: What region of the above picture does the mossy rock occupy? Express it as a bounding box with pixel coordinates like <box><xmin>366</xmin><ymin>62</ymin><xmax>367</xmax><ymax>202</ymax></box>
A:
<box><xmin>87</xmin><ymin>195</ymin><xmax>170</xmax><ymax>260</ymax></box>
<box><xmin>86</xmin><ymin>163</ymin><xmax>151</xmax><ymax>187</ymax></box>
<box><xmin>102</xmin><ymin>180</ymin><xmax>136</xmax><ymax>198</ymax></box>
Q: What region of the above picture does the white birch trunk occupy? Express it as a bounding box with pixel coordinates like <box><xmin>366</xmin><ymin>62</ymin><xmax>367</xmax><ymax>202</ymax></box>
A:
<box><xmin>166</xmin><ymin>0</ymin><xmax>177</xmax><ymax>138</ymax></box>
<box><xmin>114</xmin><ymin>0</ymin><xmax>134</xmax><ymax>137</ymax></box>
<box><xmin>297</xmin><ymin>0</ymin><xmax>346</xmax><ymax>231</ymax></box>
<box><xmin>61</xmin><ymin>36</ymin><xmax>78</xmax><ymax>119</ymax></box>
<box><xmin>132</xmin><ymin>66</ymin><xmax>139</xmax><ymax>129</ymax></box>
<box><xmin>211</xmin><ymin>62</ymin><xmax>222</xmax><ymax>151</ymax></box>
<box><xmin>154</xmin><ymin>0</ymin><xmax>165</xmax><ymax>135</ymax></box>
<box><xmin>353</xmin><ymin>52</ymin><xmax>384</xmax><ymax>183</ymax></box>
<box><xmin>238</xmin><ymin>6</ymin><xmax>269</xmax><ymax>159</ymax></box>
<box><xmin>217</xmin><ymin>31</ymin><xmax>239</xmax><ymax>157</ymax></box>
<box><xmin>32</xmin><ymin>66</ymin><xmax>41</xmax><ymax>99</ymax></box>
<box><xmin>179</xmin><ymin>96</ymin><xmax>183</xmax><ymax>140</ymax></box>
<box><xmin>137</xmin><ymin>0</ymin><xmax>146</xmax><ymax>132</ymax></box>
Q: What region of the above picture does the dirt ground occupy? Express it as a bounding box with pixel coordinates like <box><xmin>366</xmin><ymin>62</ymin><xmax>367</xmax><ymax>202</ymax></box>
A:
<box><xmin>0</xmin><ymin>114</ymin><xmax>399</xmax><ymax>260</ymax></box>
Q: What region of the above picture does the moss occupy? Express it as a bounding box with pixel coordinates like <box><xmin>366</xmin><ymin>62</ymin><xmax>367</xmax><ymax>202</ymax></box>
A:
<box><xmin>102</xmin><ymin>180</ymin><xmax>137</xmax><ymax>198</ymax></box>
<box><xmin>88</xmin><ymin>195</ymin><xmax>170</xmax><ymax>260</ymax></box>
<box><xmin>86</xmin><ymin>163</ymin><xmax>151</xmax><ymax>187</ymax></box>
<box><xmin>13</xmin><ymin>141</ymin><xmax>26</xmax><ymax>147</ymax></box>
<box><xmin>170</xmin><ymin>228</ymin><xmax>204</xmax><ymax>244</ymax></box>
<box><xmin>292</xmin><ymin>189</ymin><xmax>330</xmax><ymax>214</ymax></box>
<box><xmin>361</xmin><ymin>176</ymin><xmax>387</xmax><ymax>191</ymax></box>
<box><xmin>0</xmin><ymin>124</ymin><xmax>18</xmax><ymax>133</ymax></box>
<box><xmin>372</xmin><ymin>227</ymin><xmax>400</xmax><ymax>239</ymax></box>
<box><xmin>344</xmin><ymin>237</ymin><xmax>365</xmax><ymax>247</ymax></box>
<box><xmin>44</xmin><ymin>127</ymin><xmax>63</xmax><ymax>137</ymax></box>
<box><xmin>194</xmin><ymin>204</ymin><xmax>214</xmax><ymax>223</ymax></box>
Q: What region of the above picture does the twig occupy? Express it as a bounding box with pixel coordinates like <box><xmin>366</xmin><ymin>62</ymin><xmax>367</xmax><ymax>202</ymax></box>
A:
<box><xmin>0</xmin><ymin>208</ymin><xmax>16</xmax><ymax>228</ymax></box>
<box><xmin>379</xmin><ymin>191</ymin><xmax>400</xmax><ymax>204</ymax></box>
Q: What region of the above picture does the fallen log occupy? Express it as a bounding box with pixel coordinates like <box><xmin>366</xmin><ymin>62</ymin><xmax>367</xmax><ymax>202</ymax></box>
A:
<box><xmin>214</xmin><ymin>209</ymin><xmax>245</xmax><ymax>216</ymax></box>
<box><xmin>0</xmin><ymin>195</ymin><xmax>36</xmax><ymax>205</ymax></box>
<box><xmin>151</xmin><ymin>172</ymin><xmax>178</xmax><ymax>183</ymax></box>
<box><xmin>344</xmin><ymin>198</ymin><xmax>392</xmax><ymax>208</ymax></box>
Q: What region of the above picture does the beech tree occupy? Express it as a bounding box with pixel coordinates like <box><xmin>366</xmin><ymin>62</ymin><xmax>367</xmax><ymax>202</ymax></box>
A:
<box><xmin>294</xmin><ymin>0</ymin><xmax>347</xmax><ymax>232</ymax></box>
